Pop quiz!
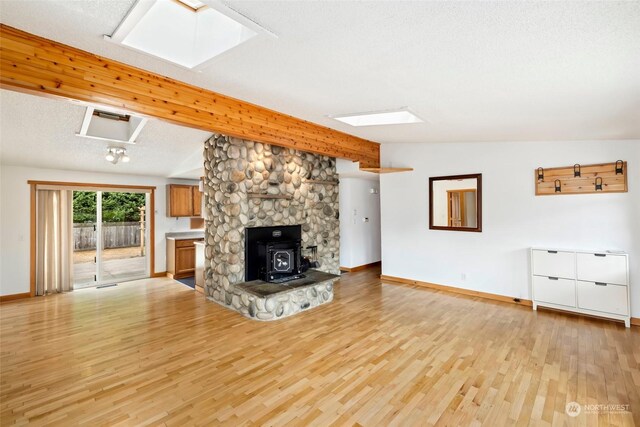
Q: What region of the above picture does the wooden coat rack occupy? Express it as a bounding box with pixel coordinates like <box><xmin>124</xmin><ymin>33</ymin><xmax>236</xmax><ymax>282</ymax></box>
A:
<box><xmin>535</xmin><ymin>161</ymin><xmax>627</xmax><ymax>195</ymax></box>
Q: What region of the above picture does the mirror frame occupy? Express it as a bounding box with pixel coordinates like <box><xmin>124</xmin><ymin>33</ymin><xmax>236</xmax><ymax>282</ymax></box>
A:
<box><xmin>429</xmin><ymin>173</ymin><xmax>482</xmax><ymax>232</ymax></box>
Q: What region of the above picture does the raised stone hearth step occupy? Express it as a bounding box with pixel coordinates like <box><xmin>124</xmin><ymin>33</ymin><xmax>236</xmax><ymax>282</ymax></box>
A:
<box><xmin>210</xmin><ymin>270</ymin><xmax>339</xmax><ymax>321</ymax></box>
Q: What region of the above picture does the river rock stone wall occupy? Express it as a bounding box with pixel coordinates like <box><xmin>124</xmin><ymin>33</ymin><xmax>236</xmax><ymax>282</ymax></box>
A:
<box><xmin>202</xmin><ymin>134</ymin><xmax>340</xmax><ymax>308</ymax></box>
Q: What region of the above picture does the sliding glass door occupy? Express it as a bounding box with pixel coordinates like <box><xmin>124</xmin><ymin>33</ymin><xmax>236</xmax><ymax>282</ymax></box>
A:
<box><xmin>100</xmin><ymin>192</ymin><xmax>148</xmax><ymax>283</ymax></box>
<box><xmin>72</xmin><ymin>191</ymin><xmax>98</xmax><ymax>288</ymax></box>
<box><xmin>72</xmin><ymin>190</ymin><xmax>149</xmax><ymax>288</ymax></box>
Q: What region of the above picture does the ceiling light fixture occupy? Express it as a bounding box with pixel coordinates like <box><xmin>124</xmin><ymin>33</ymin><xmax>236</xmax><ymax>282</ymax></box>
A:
<box><xmin>106</xmin><ymin>147</ymin><xmax>130</xmax><ymax>164</ymax></box>
<box><xmin>329</xmin><ymin>107</ymin><xmax>423</xmax><ymax>127</ymax></box>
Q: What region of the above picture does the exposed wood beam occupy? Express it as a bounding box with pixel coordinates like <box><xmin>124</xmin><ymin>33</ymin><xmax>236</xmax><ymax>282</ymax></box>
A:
<box><xmin>0</xmin><ymin>24</ymin><xmax>380</xmax><ymax>167</ymax></box>
<box><xmin>360</xmin><ymin>167</ymin><xmax>413</xmax><ymax>174</ymax></box>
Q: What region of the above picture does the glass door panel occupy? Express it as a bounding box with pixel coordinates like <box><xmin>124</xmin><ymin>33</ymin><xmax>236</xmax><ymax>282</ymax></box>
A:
<box><xmin>72</xmin><ymin>191</ymin><xmax>97</xmax><ymax>288</ymax></box>
<box><xmin>100</xmin><ymin>192</ymin><xmax>149</xmax><ymax>284</ymax></box>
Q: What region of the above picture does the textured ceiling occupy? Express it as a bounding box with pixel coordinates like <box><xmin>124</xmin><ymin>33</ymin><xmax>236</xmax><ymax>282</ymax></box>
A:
<box><xmin>0</xmin><ymin>90</ymin><xmax>211</xmax><ymax>178</ymax></box>
<box><xmin>0</xmin><ymin>0</ymin><xmax>638</xmax><ymax>167</ymax></box>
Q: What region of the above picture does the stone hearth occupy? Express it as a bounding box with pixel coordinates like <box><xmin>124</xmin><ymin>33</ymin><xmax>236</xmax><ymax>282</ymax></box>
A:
<box><xmin>231</xmin><ymin>270</ymin><xmax>339</xmax><ymax>320</ymax></box>
<box><xmin>202</xmin><ymin>134</ymin><xmax>340</xmax><ymax>318</ymax></box>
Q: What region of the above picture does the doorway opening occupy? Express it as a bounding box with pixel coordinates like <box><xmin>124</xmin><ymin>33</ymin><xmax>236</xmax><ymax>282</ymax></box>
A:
<box><xmin>447</xmin><ymin>189</ymin><xmax>477</xmax><ymax>228</ymax></box>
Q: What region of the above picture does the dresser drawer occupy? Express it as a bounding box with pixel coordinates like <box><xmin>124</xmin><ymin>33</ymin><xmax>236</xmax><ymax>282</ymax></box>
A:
<box><xmin>577</xmin><ymin>280</ymin><xmax>628</xmax><ymax>316</ymax></box>
<box><xmin>531</xmin><ymin>250</ymin><xmax>575</xmax><ymax>279</ymax></box>
<box><xmin>532</xmin><ymin>276</ymin><xmax>576</xmax><ymax>307</ymax></box>
<box><xmin>576</xmin><ymin>253</ymin><xmax>627</xmax><ymax>285</ymax></box>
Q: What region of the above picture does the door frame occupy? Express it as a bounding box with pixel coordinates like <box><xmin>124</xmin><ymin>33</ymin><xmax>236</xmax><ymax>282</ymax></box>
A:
<box><xmin>28</xmin><ymin>181</ymin><xmax>157</xmax><ymax>297</ymax></box>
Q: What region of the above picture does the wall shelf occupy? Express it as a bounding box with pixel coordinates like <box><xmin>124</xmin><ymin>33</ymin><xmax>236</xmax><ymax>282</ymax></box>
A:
<box><xmin>247</xmin><ymin>192</ymin><xmax>293</xmax><ymax>200</ymax></box>
<box><xmin>535</xmin><ymin>161</ymin><xmax>627</xmax><ymax>195</ymax></box>
<box><xmin>360</xmin><ymin>167</ymin><xmax>413</xmax><ymax>174</ymax></box>
<box><xmin>305</xmin><ymin>179</ymin><xmax>339</xmax><ymax>186</ymax></box>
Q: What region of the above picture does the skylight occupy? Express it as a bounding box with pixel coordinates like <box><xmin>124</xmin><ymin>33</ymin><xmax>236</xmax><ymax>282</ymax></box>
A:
<box><xmin>107</xmin><ymin>0</ymin><xmax>260</xmax><ymax>69</ymax></box>
<box><xmin>330</xmin><ymin>108</ymin><xmax>423</xmax><ymax>127</ymax></box>
<box><xmin>76</xmin><ymin>107</ymin><xmax>147</xmax><ymax>144</ymax></box>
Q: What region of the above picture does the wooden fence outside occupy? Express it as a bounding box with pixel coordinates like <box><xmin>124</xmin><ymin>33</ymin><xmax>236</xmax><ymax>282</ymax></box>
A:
<box><xmin>74</xmin><ymin>222</ymin><xmax>142</xmax><ymax>250</ymax></box>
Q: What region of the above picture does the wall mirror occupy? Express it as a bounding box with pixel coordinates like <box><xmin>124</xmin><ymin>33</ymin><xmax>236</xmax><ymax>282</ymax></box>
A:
<box><xmin>429</xmin><ymin>173</ymin><xmax>482</xmax><ymax>232</ymax></box>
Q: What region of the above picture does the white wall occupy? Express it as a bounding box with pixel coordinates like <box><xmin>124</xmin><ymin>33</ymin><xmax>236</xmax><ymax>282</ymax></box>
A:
<box><xmin>339</xmin><ymin>177</ymin><xmax>381</xmax><ymax>268</ymax></box>
<box><xmin>380</xmin><ymin>140</ymin><xmax>640</xmax><ymax>317</ymax></box>
<box><xmin>0</xmin><ymin>165</ymin><xmax>197</xmax><ymax>296</ymax></box>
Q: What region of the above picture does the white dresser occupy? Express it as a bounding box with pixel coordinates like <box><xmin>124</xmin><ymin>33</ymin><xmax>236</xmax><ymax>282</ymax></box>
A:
<box><xmin>530</xmin><ymin>248</ymin><xmax>630</xmax><ymax>327</ymax></box>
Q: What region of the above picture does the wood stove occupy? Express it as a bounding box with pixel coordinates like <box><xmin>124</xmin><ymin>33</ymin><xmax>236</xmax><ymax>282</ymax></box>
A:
<box><xmin>257</xmin><ymin>239</ymin><xmax>303</xmax><ymax>282</ymax></box>
<box><xmin>245</xmin><ymin>225</ymin><xmax>305</xmax><ymax>283</ymax></box>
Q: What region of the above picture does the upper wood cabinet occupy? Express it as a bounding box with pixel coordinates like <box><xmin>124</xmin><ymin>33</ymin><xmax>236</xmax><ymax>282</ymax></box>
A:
<box><xmin>192</xmin><ymin>186</ymin><xmax>202</xmax><ymax>217</ymax></box>
<box><xmin>167</xmin><ymin>184</ymin><xmax>201</xmax><ymax>217</ymax></box>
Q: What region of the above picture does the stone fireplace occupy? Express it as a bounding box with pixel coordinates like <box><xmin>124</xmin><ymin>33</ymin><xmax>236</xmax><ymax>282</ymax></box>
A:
<box><xmin>202</xmin><ymin>134</ymin><xmax>340</xmax><ymax>319</ymax></box>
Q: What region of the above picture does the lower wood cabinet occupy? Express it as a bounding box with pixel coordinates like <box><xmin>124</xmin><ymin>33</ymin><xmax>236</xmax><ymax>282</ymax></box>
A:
<box><xmin>167</xmin><ymin>238</ymin><xmax>203</xmax><ymax>279</ymax></box>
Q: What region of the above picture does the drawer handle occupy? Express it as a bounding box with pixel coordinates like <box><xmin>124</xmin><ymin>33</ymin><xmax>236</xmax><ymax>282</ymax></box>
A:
<box><xmin>547</xmin><ymin>250</ymin><xmax>558</xmax><ymax>254</ymax></box>
<box><xmin>595</xmin><ymin>282</ymin><xmax>607</xmax><ymax>286</ymax></box>
<box><xmin>548</xmin><ymin>277</ymin><xmax>559</xmax><ymax>280</ymax></box>
<box><xmin>594</xmin><ymin>253</ymin><xmax>606</xmax><ymax>257</ymax></box>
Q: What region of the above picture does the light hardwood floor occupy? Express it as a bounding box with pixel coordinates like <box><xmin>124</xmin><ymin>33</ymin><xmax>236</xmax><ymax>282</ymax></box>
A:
<box><xmin>1</xmin><ymin>268</ymin><xmax>638</xmax><ymax>426</ymax></box>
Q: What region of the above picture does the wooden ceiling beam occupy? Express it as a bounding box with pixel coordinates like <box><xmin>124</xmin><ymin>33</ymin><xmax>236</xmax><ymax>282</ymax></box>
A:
<box><xmin>0</xmin><ymin>24</ymin><xmax>380</xmax><ymax>167</ymax></box>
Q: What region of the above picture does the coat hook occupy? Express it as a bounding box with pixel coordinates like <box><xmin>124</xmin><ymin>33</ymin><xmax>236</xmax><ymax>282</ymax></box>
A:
<box><xmin>537</xmin><ymin>167</ymin><xmax>544</xmax><ymax>182</ymax></box>
<box><xmin>615</xmin><ymin>160</ymin><xmax>623</xmax><ymax>175</ymax></box>
<box><xmin>574</xmin><ymin>164</ymin><xmax>581</xmax><ymax>177</ymax></box>
<box><xmin>595</xmin><ymin>177</ymin><xmax>603</xmax><ymax>191</ymax></box>
<box><xmin>554</xmin><ymin>179</ymin><xmax>561</xmax><ymax>193</ymax></box>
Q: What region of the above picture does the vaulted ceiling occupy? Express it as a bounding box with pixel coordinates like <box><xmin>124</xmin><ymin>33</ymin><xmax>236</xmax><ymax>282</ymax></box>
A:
<box><xmin>1</xmin><ymin>0</ymin><xmax>639</xmax><ymax>176</ymax></box>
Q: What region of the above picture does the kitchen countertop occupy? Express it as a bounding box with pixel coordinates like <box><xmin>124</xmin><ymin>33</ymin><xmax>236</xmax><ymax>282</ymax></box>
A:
<box><xmin>166</xmin><ymin>230</ymin><xmax>205</xmax><ymax>240</ymax></box>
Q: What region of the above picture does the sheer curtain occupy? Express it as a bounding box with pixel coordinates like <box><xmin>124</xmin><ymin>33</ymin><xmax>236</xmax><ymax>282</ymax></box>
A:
<box><xmin>36</xmin><ymin>189</ymin><xmax>73</xmax><ymax>295</ymax></box>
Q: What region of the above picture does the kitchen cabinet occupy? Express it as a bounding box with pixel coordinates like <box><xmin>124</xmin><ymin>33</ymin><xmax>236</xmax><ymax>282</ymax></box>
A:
<box><xmin>167</xmin><ymin>237</ymin><xmax>203</xmax><ymax>279</ymax></box>
<box><xmin>167</xmin><ymin>184</ymin><xmax>201</xmax><ymax>217</ymax></box>
<box><xmin>192</xmin><ymin>186</ymin><xmax>202</xmax><ymax>217</ymax></box>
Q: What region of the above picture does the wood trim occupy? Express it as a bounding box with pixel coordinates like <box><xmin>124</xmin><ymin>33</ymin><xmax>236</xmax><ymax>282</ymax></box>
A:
<box><xmin>429</xmin><ymin>173</ymin><xmax>482</xmax><ymax>233</ymax></box>
<box><xmin>149</xmin><ymin>188</ymin><xmax>156</xmax><ymax>276</ymax></box>
<box><xmin>151</xmin><ymin>271</ymin><xmax>167</xmax><ymax>278</ymax></box>
<box><xmin>382</xmin><ymin>274</ymin><xmax>639</xmax><ymax>328</ymax></box>
<box><xmin>340</xmin><ymin>261</ymin><xmax>381</xmax><ymax>272</ymax></box>
<box><xmin>360</xmin><ymin>167</ymin><xmax>413</xmax><ymax>174</ymax></box>
<box><xmin>29</xmin><ymin>182</ymin><xmax>159</xmax><ymax>291</ymax></box>
<box><xmin>0</xmin><ymin>292</ymin><xmax>31</xmax><ymax>303</ymax></box>
<box><xmin>0</xmin><ymin>24</ymin><xmax>380</xmax><ymax>168</ymax></box>
<box><xmin>27</xmin><ymin>180</ymin><xmax>156</xmax><ymax>191</ymax></box>
<box><xmin>29</xmin><ymin>184</ymin><xmax>36</xmax><ymax>297</ymax></box>
<box><xmin>247</xmin><ymin>193</ymin><xmax>293</xmax><ymax>200</ymax></box>
<box><xmin>380</xmin><ymin>274</ymin><xmax>533</xmax><ymax>307</ymax></box>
